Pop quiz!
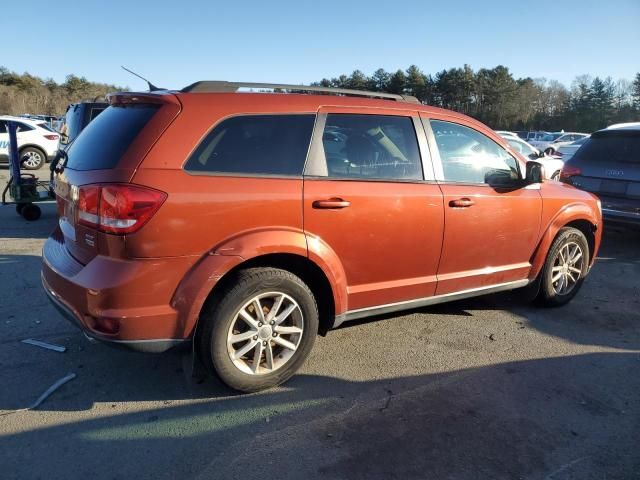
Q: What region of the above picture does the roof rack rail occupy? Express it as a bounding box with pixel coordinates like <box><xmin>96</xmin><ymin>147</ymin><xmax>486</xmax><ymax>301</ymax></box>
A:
<box><xmin>181</xmin><ymin>81</ymin><xmax>421</xmax><ymax>104</ymax></box>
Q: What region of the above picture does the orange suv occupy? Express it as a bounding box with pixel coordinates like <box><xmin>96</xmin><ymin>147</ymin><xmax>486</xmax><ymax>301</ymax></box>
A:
<box><xmin>42</xmin><ymin>82</ymin><xmax>602</xmax><ymax>392</ymax></box>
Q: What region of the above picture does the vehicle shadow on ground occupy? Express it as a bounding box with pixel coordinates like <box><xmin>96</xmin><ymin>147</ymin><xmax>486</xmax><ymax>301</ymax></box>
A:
<box><xmin>2</xmin><ymin>353</ymin><xmax>639</xmax><ymax>479</ymax></box>
<box><xmin>340</xmin><ymin>227</ymin><xmax>640</xmax><ymax>351</ymax></box>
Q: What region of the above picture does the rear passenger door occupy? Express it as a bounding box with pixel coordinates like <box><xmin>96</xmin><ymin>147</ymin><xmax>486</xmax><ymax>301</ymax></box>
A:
<box><xmin>303</xmin><ymin>108</ymin><xmax>444</xmax><ymax>312</ymax></box>
<box><xmin>423</xmin><ymin>116</ymin><xmax>542</xmax><ymax>295</ymax></box>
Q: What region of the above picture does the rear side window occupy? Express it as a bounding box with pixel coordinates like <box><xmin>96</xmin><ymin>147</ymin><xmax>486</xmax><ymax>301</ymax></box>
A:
<box><xmin>185</xmin><ymin>115</ymin><xmax>316</xmax><ymax>176</ymax></box>
<box><xmin>66</xmin><ymin>105</ymin><xmax>159</xmax><ymax>171</ymax></box>
<box><xmin>322</xmin><ymin>114</ymin><xmax>422</xmax><ymax>180</ymax></box>
<box><xmin>573</xmin><ymin>133</ymin><xmax>640</xmax><ymax>164</ymax></box>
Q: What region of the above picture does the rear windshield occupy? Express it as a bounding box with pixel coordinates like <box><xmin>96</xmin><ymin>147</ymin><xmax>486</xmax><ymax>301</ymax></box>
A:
<box><xmin>573</xmin><ymin>133</ymin><xmax>640</xmax><ymax>164</ymax></box>
<box><xmin>66</xmin><ymin>105</ymin><xmax>159</xmax><ymax>170</ymax></box>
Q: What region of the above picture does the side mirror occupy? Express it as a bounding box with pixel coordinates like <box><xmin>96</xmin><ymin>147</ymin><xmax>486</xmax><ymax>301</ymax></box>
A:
<box><xmin>526</xmin><ymin>161</ymin><xmax>545</xmax><ymax>184</ymax></box>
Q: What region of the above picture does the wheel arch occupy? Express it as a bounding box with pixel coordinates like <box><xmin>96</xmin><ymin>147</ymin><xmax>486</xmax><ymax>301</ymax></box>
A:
<box><xmin>173</xmin><ymin>229</ymin><xmax>347</xmax><ymax>341</ymax></box>
<box><xmin>529</xmin><ymin>207</ymin><xmax>599</xmax><ymax>280</ymax></box>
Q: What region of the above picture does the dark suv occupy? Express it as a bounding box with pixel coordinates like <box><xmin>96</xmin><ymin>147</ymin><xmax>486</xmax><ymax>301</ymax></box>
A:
<box><xmin>561</xmin><ymin>124</ymin><xmax>640</xmax><ymax>226</ymax></box>
<box><xmin>42</xmin><ymin>82</ymin><xmax>602</xmax><ymax>392</ymax></box>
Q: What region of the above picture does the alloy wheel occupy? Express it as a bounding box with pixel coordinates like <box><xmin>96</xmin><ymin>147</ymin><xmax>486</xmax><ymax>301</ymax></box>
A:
<box><xmin>551</xmin><ymin>241</ymin><xmax>584</xmax><ymax>295</ymax></box>
<box><xmin>226</xmin><ymin>292</ymin><xmax>304</xmax><ymax>375</ymax></box>
<box><xmin>22</xmin><ymin>151</ymin><xmax>43</xmax><ymax>168</ymax></box>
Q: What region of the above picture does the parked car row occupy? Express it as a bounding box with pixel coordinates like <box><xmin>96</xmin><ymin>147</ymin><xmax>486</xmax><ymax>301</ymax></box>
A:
<box><xmin>1</xmin><ymin>101</ymin><xmax>108</xmax><ymax>170</ymax></box>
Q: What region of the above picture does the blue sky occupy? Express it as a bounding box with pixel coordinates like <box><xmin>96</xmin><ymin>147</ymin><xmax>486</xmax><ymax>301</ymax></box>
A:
<box><xmin>6</xmin><ymin>0</ymin><xmax>639</xmax><ymax>89</ymax></box>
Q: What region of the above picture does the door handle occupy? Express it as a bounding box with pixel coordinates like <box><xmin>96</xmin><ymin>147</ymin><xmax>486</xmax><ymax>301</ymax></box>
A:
<box><xmin>449</xmin><ymin>198</ymin><xmax>475</xmax><ymax>208</ymax></box>
<box><xmin>312</xmin><ymin>198</ymin><xmax>351</xmax><ymax>209</ymax></box>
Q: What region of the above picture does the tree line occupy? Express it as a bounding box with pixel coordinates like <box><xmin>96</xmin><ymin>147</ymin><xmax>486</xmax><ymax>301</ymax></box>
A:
<box><xmin>0</xmin><ymin>66</ymin><xmax>123</xmax><ymax>117</ymax></box>
<box><xmin>314</xmin><ymin>65</ymin><xmax>640</xmax><ymax>132</ymax></box>
<box><xmin>1</xmin><ymin>64</ymin><xmax>639</xmax><ymax>133</ymax></box>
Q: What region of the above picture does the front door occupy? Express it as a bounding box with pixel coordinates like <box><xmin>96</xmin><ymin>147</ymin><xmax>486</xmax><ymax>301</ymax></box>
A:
<box><xmin>423</xmin><ymin>116</ymin><xmax>542</xmax><ymax>295</ymax></box>
<box><xmin>304</xmin><ymin>109</ymin><xmax>444</xmax><ymax>312</ymax></box>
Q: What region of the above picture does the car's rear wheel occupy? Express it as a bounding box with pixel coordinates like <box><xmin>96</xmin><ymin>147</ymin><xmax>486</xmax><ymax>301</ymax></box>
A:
<box><xmin>537</xmin><ymin>227</ymin><xmax>589</xmax><ymax>306</ymax></box>
<box><xmin>551</xmin><ymin>170</ymin><xmax>561</xmax><ymax>181</ymax></box>
<box><xmin>199</xmin><ymin>268</ymin><xmax>318</xmax><ymax>392</ymax></box>
<box><xmin>544</xmin><ymin>147</ymin><xmax>555</xmax><ymax>156</ymax></box>
<box><xmin>20</xmin><ymin>147</ymin><xmax>45</xmax><ymax>170</ymax></box>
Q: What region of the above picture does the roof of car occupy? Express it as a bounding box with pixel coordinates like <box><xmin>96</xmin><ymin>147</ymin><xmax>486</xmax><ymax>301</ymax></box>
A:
<box><xmin>605</xmin><ymin>122</ymin><xmax>640</xmax><ymax>131</ymax></box>
<box><xmin>0</xmin><ymin>115</ymin><xmax>46</xmax><ymax>126</ymax></box>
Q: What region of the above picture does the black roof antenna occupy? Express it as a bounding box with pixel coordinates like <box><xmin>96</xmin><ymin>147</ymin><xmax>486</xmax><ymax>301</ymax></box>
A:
<box><xmin>121</xmin><ymin>66</ymin><xmax>164</xmax><ymax>92</ymax></box>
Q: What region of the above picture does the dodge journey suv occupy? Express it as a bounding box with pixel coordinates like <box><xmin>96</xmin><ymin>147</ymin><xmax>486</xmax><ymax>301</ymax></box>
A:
<box><xmin>42</xmin><ymin>82</ymin><xmax>602</xmax><ymax>392</ymax></box>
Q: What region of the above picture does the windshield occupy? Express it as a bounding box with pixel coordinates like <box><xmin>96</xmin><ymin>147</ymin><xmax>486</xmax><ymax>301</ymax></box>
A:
<box><xmin>507</xmin><ymin>138</ymin><xmax>537</xmax><ymax>156</ymax></box>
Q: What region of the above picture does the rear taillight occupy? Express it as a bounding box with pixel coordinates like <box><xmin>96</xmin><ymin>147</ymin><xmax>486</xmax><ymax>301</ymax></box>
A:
<box><xmin>77</xmin><ymin>184</ymin><xmax>166</xmax><ymax>234</ymax></box>
<box><xmin>559</xmin><ymin>165</ymin><xmax>582</xmax><ymax>181</ymax></box>
<box><xmin>44</xmin><ymin>134</ymin><xmax>59</xmax><ymax>140</ymax></box>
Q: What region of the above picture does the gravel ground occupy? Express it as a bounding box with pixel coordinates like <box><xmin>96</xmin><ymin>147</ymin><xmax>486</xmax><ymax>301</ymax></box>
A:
<box><xmin>1</xmin><ymin>166</ymin><xmax>639</xmax><ymax>479</ymax></box>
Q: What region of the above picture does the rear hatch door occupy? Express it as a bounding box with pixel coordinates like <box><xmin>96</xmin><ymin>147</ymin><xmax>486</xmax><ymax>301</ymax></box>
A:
<box><xmin>568</xmin><ymin>130</ymin><xmax>640</xmax><ymax>208</ymax></box>
<box><xmin>54</xmin><ymin>93</ymin><xmax>181</xmax><ymax>264</ymax></box>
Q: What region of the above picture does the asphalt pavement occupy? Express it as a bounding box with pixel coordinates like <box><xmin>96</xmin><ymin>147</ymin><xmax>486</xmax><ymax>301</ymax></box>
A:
<box><xmin>1</xmin><ymin>167</ymin><xmax>639</xmax><ymax>479</ymax></box>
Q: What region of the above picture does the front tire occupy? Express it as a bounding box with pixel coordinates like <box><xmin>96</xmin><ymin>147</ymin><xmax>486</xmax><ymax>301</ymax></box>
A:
<box><xmin>544</xmin><ymin>147</ymin><xmax>555</xmax><ymax>156</ymax></box>
<box><xmin>199</xmin><ymin>268</ymin><xmax>318</xmax><ymax>392</ymax></box>
<box><xmin>537</xmin><ymin>227</ymin><xmax>589</xmax><ymax>307</ymax></box>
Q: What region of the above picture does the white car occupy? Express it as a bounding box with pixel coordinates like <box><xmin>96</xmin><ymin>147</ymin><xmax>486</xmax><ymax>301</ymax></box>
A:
<box><xmin>500</xmin><ymin>134</ymin><xmax>564</xmax><ymax>180</ymax></box>
<box><xmin>555</xmin><ymin>136</ymin><xmax>590</xmax><ymax>162</ymax></box>
<box><xmin>0</xmin><ymin>115</ymin><xmax>59</xmax><ymax>170</ymax></box>
<box><xmin>495</xmin><ymin>130</ymin><xmax>519</xmax><ymax>138</ymax></box>
<box><xmin>529</xmin><ymin>132</ymin><xmax>589</xmax><ymax>155</ymax></box>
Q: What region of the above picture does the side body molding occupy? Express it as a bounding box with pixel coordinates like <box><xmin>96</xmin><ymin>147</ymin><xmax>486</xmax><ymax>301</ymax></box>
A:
<box><xmin>172</xmin><ymin>228</ymin><xmax>348</xmax><ymax>338</ymax></box>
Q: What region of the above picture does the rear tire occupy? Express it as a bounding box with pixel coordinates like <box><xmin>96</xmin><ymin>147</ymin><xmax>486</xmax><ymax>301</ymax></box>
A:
<box><xmin>536</xmin><ymin>227</ymin><xmax>589</xmax><ymax>307</ymax></box>
<box><xmin>16</xmin><ymin>204</ymin><xmax>24</xmax><ymax>215</ymax></box>
<box><xmin>544</xmin><ymin>147</ymin><xmax>555</xmax><ymax>156</ymax></box>
<box><xmin>20</xmin><ymin>147</ymin><xmax>45</xmax><ymax>170</ymax></box>
<box><xmin>199</xmin><ymin>268</ymin><xmax>318</xmax><ymax>392</ymax></box>
<box><xmin>21</xmin><ymin>203</ymin><xmax>41</xmax><ymax>221</ymax></box>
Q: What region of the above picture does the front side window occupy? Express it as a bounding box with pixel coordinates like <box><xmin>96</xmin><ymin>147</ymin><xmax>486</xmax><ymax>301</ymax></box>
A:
<box><xmin>321</xmin><ymin>114</ymin><xmax>422</xmax><ymax>181</ymax></box>
<box><xmin>185</xmin><ymin>115</ymin><xmax>315</xmax><ymax>176</ymax></box>
<box><xmin>430</xmin><ymin>120</ymin><xmax>520</xmax><ymax>184</ymax></box>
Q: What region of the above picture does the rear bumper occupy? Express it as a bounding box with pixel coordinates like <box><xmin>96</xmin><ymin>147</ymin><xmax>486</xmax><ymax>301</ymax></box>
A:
<box><xmin>41</xmin><ymin>228</ymin><xmax>196</xmax><ymax>353</ymax></box>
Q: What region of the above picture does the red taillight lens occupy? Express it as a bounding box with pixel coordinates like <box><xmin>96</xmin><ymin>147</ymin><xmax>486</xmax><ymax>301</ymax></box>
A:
<box><xmin>77</xmin><ymin>184</ymin><xmax>166</xmax><ymax>234</ymax></box>
<box><xmin>78</xmin><ymin>185</ymin><xmax>100</xmax><ymax>228</ymax></box>
<box><xmin>559</xmin><ymin>165</ymin><xmax>582</xmax><ymax>181</ymax></box>
<box><xmin>44</xmin><ymin>134</ymin><xmax>59</xmax><ymax>140</ymax></box>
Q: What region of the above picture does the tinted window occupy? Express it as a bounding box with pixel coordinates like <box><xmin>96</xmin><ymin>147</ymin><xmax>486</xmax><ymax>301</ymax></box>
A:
<box><xmin>16</xmin><ymin>122</ymin><xmax>34</xmax><ymax>132</ymax></box>
<box><xmin>0</xmin><ymin>121</ymin><xmax>5</xmax><ymax>133</ymax></box>
<box><xmin>322</xmin><ymin>114</ymin><xmax>422</xmax><ymax>180</ymax></box>
<box><xmin>185</xmin><ymin>115</ymin><xmax>315</xmax><ymax>176</ymax></box>
<box><xmin>573</xmin><ymin>132</ymin><xmax>640</xmax><ymax>164</ymax></box>
<box><xmin>37</xmin><ymin>122</ymin><xmax>56</xmax><ymax>132</ymax></box>
<box><xmin>430</xmin><ymin>120</ymin><xmax>520</xmax><ymax>184</ymax></box>
<box><xmin>66</xmin><ymin>105</ymin><xmax>159</xmax><ymax>171</ymax></box>
<box><xmin>90</xmin><ymin>108</ymin><xmax>105</xmax><ymax>121</ymax></box>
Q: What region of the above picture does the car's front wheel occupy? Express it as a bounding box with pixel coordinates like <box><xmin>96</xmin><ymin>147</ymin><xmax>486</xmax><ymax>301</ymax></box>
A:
<box><xmin>199</xmin><ymin>268</ymin><xmax>318</xmax><ymax>392</ymax></box>
<box><xmin>544</xmin><ymin>147</ymin><xmax>555</xmax><ymax>156</ymax></box>
<box><xmin>537</xmin><ymin>227</ymin><xmax>589</xmax><ymax>306</ymax></box>
<box><xmin>20</xmin><ymin>147</ymin><xmax>45</xmax><ymax>170</ymax></box>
